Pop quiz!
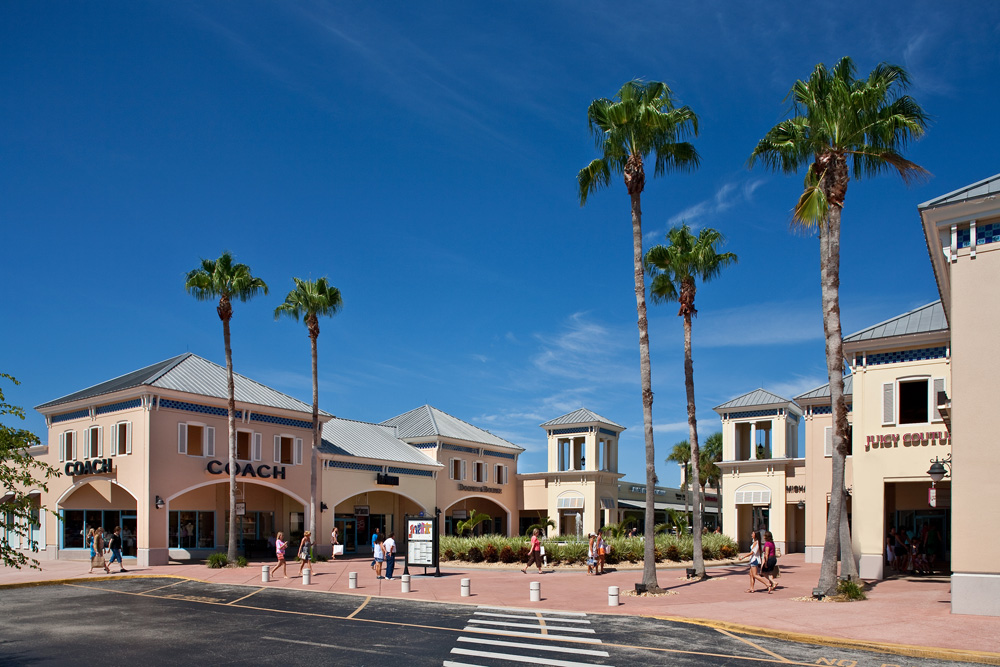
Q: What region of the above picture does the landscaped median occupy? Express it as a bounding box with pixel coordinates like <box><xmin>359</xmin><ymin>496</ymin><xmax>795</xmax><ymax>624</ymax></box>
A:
<box><xmin>439</xmin><ymin>533</ymin><xmax>738</xmax><ymax>566</ymax></box>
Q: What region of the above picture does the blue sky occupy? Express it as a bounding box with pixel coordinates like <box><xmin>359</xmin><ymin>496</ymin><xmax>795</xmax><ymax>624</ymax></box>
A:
<box><xmin>3</xmin><ymin>2</ymin><xmax>999</xmax><ymax>487</ymax></box>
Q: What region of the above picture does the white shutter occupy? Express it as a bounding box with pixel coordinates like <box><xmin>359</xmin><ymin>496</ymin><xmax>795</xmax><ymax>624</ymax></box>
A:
<box><xmin>504</xmin><ymin>465</ymin><xmax>508</xmax><ymax>484</ymax></box>
<box><xmin>824</xmin><ymin>426</ymin><xmax>833</xmax><ymax>457</ymax></box>
<box><xmin>253</xmin><ymin>433</ymin><xmax>262</xmax><ymax>461</ymax></box>
<box><xmin>178</xmin><ymin>423</ymin><xmax>187</xmax><ymax>455</ymax></box>
<box><xmin>206</xmin><ymin>427</ymin><xmax>215</xmax><ymax>457</ymax></box>
<box><xmin>59</xmin><ymin>432</ymin><xmax>65</xmax><ymax>463</ymax></box>
<box><xmin>932</xmin><ymin>378</ymin><xmax>946</xmax><ymax>421</ymax></box>
<box><xmin>482</xmin><ymin>462</ymin><xmax>488</xmax><ymax>483</ymax></box>
<box><xmin>97</xmin><ymin>426</ymin><xmax>103</xmax><ymax>457</ymax></box>
<box><xmin>449</xmin><ymin>458</ymin><xmax>456</xmax><ymax>480</ymax></box>
<box><xmin>109</xmin><ymin>425</ymin><xmax>117</xmax><ymax>457</ymax></box>
<box><xmin>126</xmin><ymin>422</ymin><xmax>132</xmax><ymax>455</ymax></box>
<box><xmin>882</xmin><ymin>383</ymin><xmax>895</xmax><ymax>425</ymax></box>
<box><xmin>71</xmin><ymin>432</ymin><xmax>76</xmax><ymax>460</ymax></box>
<box><xmin>294</xmin><ymin>438</ymin><xmax>303</xmax><ymax>465</ymax></box>
<box><xmin>461</xmin><ymin>460</ymin><xmax>467</xmax><ymax>481</ymax></box>
<box><xmin>274</xmin><ymin>435</ymin><xmax>281</xmax><ymax>463</ymax></box>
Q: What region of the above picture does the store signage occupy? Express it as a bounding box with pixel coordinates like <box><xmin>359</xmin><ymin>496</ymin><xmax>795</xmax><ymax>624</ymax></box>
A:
<box><xmin>864</xmin><ymin>431</ymin><xmax>950</xmax><ymax>452</ymax></box>
<box><xmin>206</xmin><ymin>460</ymin><xmax>286</xmax><ymax>479</ymax></box>
<box><xmin>376</xmin><ymin>473</ymin><xmax>400</xmax><ymax>486</ymax></box>
<box><xmin>786</xmin><ymin>485</ymin><xmax>805</xmax><ymax>493</ymax></box>
<box><xmin>354</xmin><ymin>505</ymin><xmax>369</xmax><ymax>516</ymax></box>
<box><xmin>65</xmin><ymin>458</ymin><xmax>113</xmax><ymax>476</ymax></box>
<box><xmin>458</xmin><ymin>483</ymin><xmax>502</xmax><ymax>494</ymax></box>
<box><xmin>928</xmin><ymin>487</ymin><xmax>937</xmax><ymax>508</ymax></box>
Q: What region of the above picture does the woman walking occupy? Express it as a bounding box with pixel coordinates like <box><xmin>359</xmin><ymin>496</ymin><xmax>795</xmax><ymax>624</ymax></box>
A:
<box><xmin>270</xmin><ymin>532</ymin><xmax>288</xmax><ymax>579</ymax></box>
<box><xmin>91</xmin><ymin>527</ymin><xmax>110</xmax><ymax>574</ymax></box>
<box><xmin>597</xmin><ymin>531</ymin><xmax>608</xmax><ymax>575</ymax></box>
<box><xmin>373</xmin><ymin>535</ymin><xmax>385</xmax><ymax>579</ymax></box>
<box><xmin>521</xmin><ymin>528</ymin><xmax>543</xmax><ymax>575</ymax></box>
<box><xmin>742</xmin><ymin>531</ymin><xmax>770</xmax><ymax>592</ymax></box>
<box><xmin>331</xmin><ymin>526</ymin><xmax>340</xmax><ymax>560</ymax></box>
<box><xmin>297</xmin><ymin>531</ymin><xmax>313</xmax><ymax>577</ymax></box>
<box><xmin>760</xmin><ymin>530</ymin><xmax>778</xmax><ymax>593</ymax></box>
<box><xmin>587</xmin><ymin>533</ymin><xmax>597</xmax><ymax>575</ymax></box>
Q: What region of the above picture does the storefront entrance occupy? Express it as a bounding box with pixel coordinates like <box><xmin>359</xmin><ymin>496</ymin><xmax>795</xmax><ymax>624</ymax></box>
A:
<box><xmin>334</xmin><ymin>517</ymin><xmax>357</xmax><ymax>554</ymax></box>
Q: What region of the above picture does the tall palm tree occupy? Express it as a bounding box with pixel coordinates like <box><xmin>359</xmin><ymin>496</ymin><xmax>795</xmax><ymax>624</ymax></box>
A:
<box><xmin>666</xmin><ymin>440</ymin><xmax>692</xmax><ymax>521</ymax></box>
<box><xmin>749</xmin><ymin>57</ymin><xmax>928</xmax><ymax>595</ymax></box>
<box><xmin>702</xmin><ymin>431</ymin><xmax>723</xmax><ymax>528</ymax></box>
<box><xmin>274</xmin><ymin>277</ymin><xmax>343</xmax><ymax>555</ymax></box>
<box><xmin>645</xmin><ymin>224</ymin><xmax>736</xmax><ymax>577</ymax></box>
<box><xmin>185</xmin><ymin>251</ymin><xmax>268</xmax><ymax>562</ymax></box>
<box><xmin>579</xmin><ymin>80</ymin><xmax>699</xmax><ymax>592</ymax></box>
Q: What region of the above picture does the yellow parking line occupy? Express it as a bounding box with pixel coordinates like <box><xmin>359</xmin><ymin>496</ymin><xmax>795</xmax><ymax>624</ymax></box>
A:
<box><xmin>715</xmin><ymin>627</ymin><xmax>791</xmax><ymax>662</ymax></box>
<box><xmin>228</xmin><ymin>587</ymin><xmax>265</xmax><ymax>606</ymax></box>
<box><xmin>347</xmin><ymin>596</ymin><xmax>371</xmax><ymax>619</ymax></box>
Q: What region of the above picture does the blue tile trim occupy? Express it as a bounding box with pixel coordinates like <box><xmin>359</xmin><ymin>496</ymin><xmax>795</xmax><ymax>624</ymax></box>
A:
<box><xmin>95</xmin><ymin>398</ymin><xmax>142</xmax><ymax>415</ymax></box>
<box><xmin>727</xmin><ymin>409</ymin><xmax>778</xmax><ymax>419</ymax></box>
<box><xmin>598</xmin><ymin>428</ymin><xmax>617</xmax><ymax>436</ymax></box>
<box><xmin>442</xmin><ymin>443</ymin><xmax>479</xmax><ymax>455</ymax></box>
<box><xmin>160</xmin><ymin>399</ymin><xmax>237</xmax><ymax>419</ymax></box>
<box><xmin>51</xmin><ymin>409</ymin><xmax>90</xmax><ymax>424</ymax></box>
<box><xmin>324</xmin><ymin>460</ymin><xmax>382</xmax><ymax>472</ymax></box>
<box><xmin>957</xmin><ymin>223</ymin><xmax>1000</xmax><ymax>249</ymax></box>
<box><xmin>250</xmin><ymin>412</ymin><xmax>312</xmax><ymax>430</ymax></box>
<box><xmin>551</xmin><ymin>427</ymin><xmax>588</xmax><ymax>435</ymax></box>
<box><xmin>867</xmin><ymin>346</ymin><xmax>948</xmax><ymax>366</ymax></box>
<box><xmin>412</xmin><ymin>443</ymin><xmax>437</xmax><ymax>450</ymax></box>
<box><xmin>387</xmin><ymin>466</ymin><xmax>434</xmax><ymax>477</ymax></box>
<box><xmin>957</xmin><ymin>228</ymin><xmax>971</xmax><ymax>249</ymax></box>
<box><xmin>483</xmin><ymin>450</ymin><xmax>516</xmax><ymax>460</ymax></box>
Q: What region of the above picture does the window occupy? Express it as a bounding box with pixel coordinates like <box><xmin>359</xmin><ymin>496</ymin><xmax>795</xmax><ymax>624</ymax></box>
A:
<box><xmin>273</xmin><ymin>435</ymin><xmax>302</xmax><ymax>465</ymax></box>
<box><xmin>237</xmin><ymin>431</ymin><xmax>251</xmax><ymax>461</ymax></box>
<box><xmin>59</xmin><ymin>430</ymin><xmax>76</xmax><ymax>462</ymax></box>
<box><xmin>883</xmin><ymin>378</ymin><xmax>945</xmax><ymax>426</ymax></box>
<box><xmin>558</xmin><ymin>440</ymin><xmax>569</xmax><ymax>471</ymax></box>
<box><xmin>169</xmin><ymin>511</ymin><xmax>215</xmax><ymax>549</ymax></box>
<box><xmin>824</xmin><ymin>424</ymin><xmax>854</xmax><ymax>457</ymax></box>
<box><xmin>178</xmin><ymin>423</ymin><xmax>215</xmax><ymax>457</ymax></box>
<box><xmin>86</xmin><ymin>426</ymin><xmax>102</xmax><ymax>459</ymax></box>
<box><xmin>112</xmin><ymin>422</ymin><xmax>131</xmax><ymax>456</ymax></box>
<box><xmin>450</xmin><ymin>458</ymin><xmax>467</xmax><ymax>481</ymax></box>
<box><xmin>899</xmin><ymin>379</ymin><xmax>929</xmax><ymax>425</ymax></box>
<box><xmin>494</xmin><ymin>464</ymin><xmax>508</xmax><ymax>485</ymax></box>
<box><xmin>473</xmin><ymin>461</ymin><xmax>487</xmax><ymax>483</ymax></box>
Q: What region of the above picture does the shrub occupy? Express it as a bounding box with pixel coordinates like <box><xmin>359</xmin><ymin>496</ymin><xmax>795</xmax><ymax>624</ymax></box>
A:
<box><xmin>665</xmin><ymin>544</ymin><xmax>681</xmax><ymax>561</ymax></box>
<box><xmin>207</xmin><ymin>552</ymin><xmax>228</xmax><ymax>569</ymax></box>
<box><xmin>517</xmin><ymin>545</ymin><xmax>529</xmax><ymax>562</ymax></box>
<box><xmin>235</xmin><ymin>556</ymin><xmax>248</xmax><ymax>568</ymax></box>
<box><xmin>837</xmin><ymin>578</ymin><xmax>867</xmax><ymax>601</ymax></box>
<box><xmin>719</xmin><ymin>544</ymin><xmax>736</xmax><ymax>559</ymax></box>
<box><xmin>499</xmin><ymin>545</ymin><xmax>515</xmax><ymax>563</ymax></box>
<box><xmin>484</xmin><ymin>544</ymin><xmax>499</xmax><ymax>563</ymax></box>
<box><xmin>467</xmin><ymin>546</ymin><xmax>484</xmax><ymax>563</ymax></box>
<box><xmin>442</xmin><ymin>548</ymin><xmax>454</xmax><ymax>562</ymax></box>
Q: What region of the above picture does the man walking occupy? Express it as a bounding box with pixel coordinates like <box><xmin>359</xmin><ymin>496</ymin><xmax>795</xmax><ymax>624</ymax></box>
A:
<box><xmin>107</xmin><ymin>526</ymin><xmax>127</xmax><ymax>573</ymax></box>
<box><xmin>384</xmin><ymin>532</ymin><xmax>397</xmax><ymax>580</ymax></box>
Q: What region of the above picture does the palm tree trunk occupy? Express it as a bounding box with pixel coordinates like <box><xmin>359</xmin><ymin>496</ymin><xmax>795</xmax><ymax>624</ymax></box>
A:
<box><xmin>839</xmin><ymin>502</ymin><xmax>858</xmax><ymax>579</ymax></box>
<box><xmin>223</xmin><ymin>315</ymin><xmax>238</xmax><ymax>563</ymax></box>
<box><xmin>309</xmin><ymin>328</ymin><xmax>319</xmax><ymax>556</ymax></box>
<box><xmin>816</xmin><ymin>194</ymin><xmax>850</xmax><ymax>595</ymax></box>
<box><xmin>630</xmin><ymin>190</ymin><xmax>659</xmax><ymax>591</ymax></box>
<box><xmin>684</xmin><ymin>312</ymin><xmax>705</xmax><ymax>576</ymax></box>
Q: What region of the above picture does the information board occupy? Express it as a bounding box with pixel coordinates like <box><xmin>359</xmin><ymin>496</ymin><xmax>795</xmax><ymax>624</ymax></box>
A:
<box><xmin>404</xmin><ymin>515</ymin><xmax>440</xmax><ymax>575</ymax></box>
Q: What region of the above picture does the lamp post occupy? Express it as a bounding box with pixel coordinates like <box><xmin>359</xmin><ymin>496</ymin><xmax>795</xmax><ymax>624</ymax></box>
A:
<box><xmin>927</xmin><ymin>454</ymin><xmax>952</xmax><ymax>484</ymax></box>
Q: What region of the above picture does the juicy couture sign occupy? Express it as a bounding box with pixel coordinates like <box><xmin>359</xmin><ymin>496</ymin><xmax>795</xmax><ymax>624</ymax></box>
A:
<box><xmin>864</xmin><ymin>431</ymin><xmax>950</xmax><ymax>452</ymax></box>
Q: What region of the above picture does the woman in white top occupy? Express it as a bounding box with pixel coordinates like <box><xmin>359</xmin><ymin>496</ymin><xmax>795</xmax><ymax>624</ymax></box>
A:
<box><xmin>587</xmin><ymin>533</ymin><xmax>596</xmax><ymax>575</ymax></box>
<box><xmin>743</xmin><ymin>531</ymin><xmax>770</xmax><ymax>592</ymax></box>
<box><xmin>373</xmin><ymin>536</ymin><xmax>385</xmax><ymax>579</ymax></box>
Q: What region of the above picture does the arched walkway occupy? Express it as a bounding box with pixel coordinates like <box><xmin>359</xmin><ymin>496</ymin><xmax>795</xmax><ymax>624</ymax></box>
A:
<box><xmin>441</xmin><ymin>495</ymin><xmax>513</xmax><ymax>536</ymax></box>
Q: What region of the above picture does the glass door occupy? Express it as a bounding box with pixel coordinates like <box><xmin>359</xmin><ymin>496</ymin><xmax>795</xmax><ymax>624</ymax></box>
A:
<box><xmin>334</xmin><ymin>518</ymin><xmax>357</xmax><ymax>554</ymax></box>
<box><xmin>121</xmin><ymin>515</ymin><xmax>137</xmax><ymax>557</ymax></box>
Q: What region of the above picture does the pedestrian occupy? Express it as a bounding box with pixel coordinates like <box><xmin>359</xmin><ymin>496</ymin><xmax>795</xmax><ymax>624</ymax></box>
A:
<box><xmin>587</xmin><ymin>533</ymin><xmax>596</xmax><ymax>575</ymax></box>
<box><xmin>597</xmin><ymin>531</ymin><xmax>609</xmax><ymax>575</ymax></box>
<box><xmin>92</xmin><ymin>527</ymin><xmax>110</xmax><ymax>574</ymax></box>
<box><xmin>741</xmin><ymin>531</ymin><xmax>769</xmax><ymax>592</ymax></box>
<box><xmin>373</xmin><ymin>535</ymin><xmax>385</xmax><ymax>579</ymax></box>
<box><xmin>370</xmin><ymin>527</ymin><xmax>380</xmax><ymax>570</ymax></box>
<box><xmin>86</xmin><ymin>528</ymin><xmax>97</xmax><ymax>574</ymax></box>
<box><xmin>760</xmin><ymin>530</ymin><xmax>778</xmax><ymax>593</ymax></box>
<box><xmin>297</xmin><ymin>531</ymin><xmax>313</xmax><ymax>576</ymax></box>
<box><xmin>384</xmin><ymin>532</ymin><xmax>397</xmax><ymax>580</ymax></box>
<box><xmin>714</xmin><ymin>526</ymin><xmax>722</xmax><ymax>535</ymax></box>
<box><xmin>107</xmin><ymin>526</ymin><xmax>127</xmax><ymax>573</ymax></box>
<box><xmin>521</xmin><ymin>528</ymin><xmax>543</xmax><ymax>574</ymax></box>
<box><xmin>331</xmin><ymin>526</ymin><xmax>339</xmax><ymax>560</ymax></box>
<box><xmin>270</xmin><ymin>531</ymin><xmax>288</xmax><ymax>579</ymax></box>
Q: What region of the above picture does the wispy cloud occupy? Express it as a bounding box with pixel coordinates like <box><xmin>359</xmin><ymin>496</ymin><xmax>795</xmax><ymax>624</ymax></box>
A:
<box><xmin>531</xmin><ymin>312</ymin><xmax>633</xmax><ymax>383</ymax></box>
<box><xmin>766</xmin><ymin>375</ymin><xmax>830</xmax><ymax>400</ymax></box>
<box><xmin>663</xmin><ymin>177</ymin><xmax>766</xmax><ymax>230</ymax></box>
<box><xmin>687</xmin><ymin>300</ymin><xmax>822</xmax><ymax>348</ymax></box>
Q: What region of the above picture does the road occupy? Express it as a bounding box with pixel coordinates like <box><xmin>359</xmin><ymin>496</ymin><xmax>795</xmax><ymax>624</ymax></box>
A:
<box><xmin>0</xmin><ymin>578</ymin><xmax>977</xmax><ymax>666</ymax></box>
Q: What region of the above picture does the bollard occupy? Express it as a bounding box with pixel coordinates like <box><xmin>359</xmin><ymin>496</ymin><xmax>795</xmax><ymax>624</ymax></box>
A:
<box><xmin>349</xmin><ymin>572</ymin><xmax>358</xmax><ymax>589</ymax></box>
<box><xmin>262</xmin><ymin>565</ymin><xmax>271</xmax><ymax>583</ymax></box>
<box><xmin>529</xmin><ymin>581</ymin><xmax>541</xmax><ymax>602</ymax></box>
<box><xmin>302</xmin><ymin>567</ymin><xmax>311</xmax><ymax>585</ymax></box>
<box><xmin>461</xmin><ymin>578</ymin><xmax>471</xmax><ymax>597</ymax></box>
<box><xmin>401</xmin><ymin>574</ymin><xmax>411</xmax><ymax>593</ymax></box>
<box><xmin>608</xmin><ymin>585</ymin><xmax>619</xmax><ymax>606</ymax></box>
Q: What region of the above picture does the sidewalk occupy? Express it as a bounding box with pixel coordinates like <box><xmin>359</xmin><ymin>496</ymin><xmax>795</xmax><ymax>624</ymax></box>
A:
<box><xmin>3</xmin><ymin>553</ymin><xmax>998</xmax><ymax>663</ymax></box>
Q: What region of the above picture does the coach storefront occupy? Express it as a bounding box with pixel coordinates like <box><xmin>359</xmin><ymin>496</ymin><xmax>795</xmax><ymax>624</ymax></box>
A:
<box><xmin>34</xmin><ymin>353</ymin><xmax>324</xmax><ymax>566</ymax></box>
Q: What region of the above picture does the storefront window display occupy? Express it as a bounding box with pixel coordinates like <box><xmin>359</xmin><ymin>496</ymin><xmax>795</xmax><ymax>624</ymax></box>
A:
<box><xmin>169</xmin><ymin>511</ymin><xmax>215</xmax><ymax>549</ymax></box>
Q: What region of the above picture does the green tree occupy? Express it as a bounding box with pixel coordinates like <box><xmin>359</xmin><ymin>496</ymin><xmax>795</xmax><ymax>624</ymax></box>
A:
<box><xmin>185</xmin><ymin>251</ymin><xmax>269</xmax><ymax>562</ymax></box>
<box><xmin>646</xmin><ymin>225</ymin><xmax>736</xmax><ymax>577</ymax></box>
<box><xmin>525</xmin><ymin>512</ymin><xmax>556</xmax><ymax>538</ymax></box>
<box><xmin>579</xmin><ymin>80</ymin><xmax>699</xmax><ymax>592</ymax></box>
<box><xmin>275</xmin><ymin>277</ymin><xmax>343</xmax><ymax>552</ymax></box>
<box><xmin>749</xmin><ymin>57</ymin><xmax>928</xmax><ymax>594</ymax></box>
<box><xmin>700</xmin><ymin>432</ymin><xmax>723</xmax><ymax>528</ymax></box>
<box><xmin>666</xmin><ymin>440</ymin><xmax>692</xmax><ymax>520</ymax></box>
<box><xmin>456</xmin><ymin>509</ymin><xmax>492</xmax><ymax>536</ymax></box>
<box><xmin>0</xmin><ymin>374</ymin><xmax>60</xmax><ymax>569</ymax></box>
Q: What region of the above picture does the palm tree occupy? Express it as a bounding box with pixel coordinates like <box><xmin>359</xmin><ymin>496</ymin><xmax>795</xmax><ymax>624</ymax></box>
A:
<box><xmin>579</xmin><ymin>80</ymin><xmax>699</xmax><ymax>592</ymax></box>
<box><xmin>749</xmin><ymin>57</ymin><xmax>928</xmax><ymax>595</ymax></box>
<box><xmin>274</xmin><ymin>277</ymin><xmax>343</xmax><ymax>555</ymax></box>
<box><xmin>702</xmin><ymin>431</ymin><xmax>723</xmax><ymax>528</ymax></box>
<box><xmin>185</xmin><ymin>251</ymin><xmax>269</xmax><ymax>561</ymax></box>
<box><xmin>456</xmin><ymin>509</ymin><xmax>492</xmax><ymax>536</ymax></box>
<box><xmin>646</xmin><ymin>225</ymin><xmax>736</xmax><ymax>577</ymax></box>
<box><xmin>666</xmin><ymin>440</ymin><xmax>692</xmax><ymax>521</ymax></box>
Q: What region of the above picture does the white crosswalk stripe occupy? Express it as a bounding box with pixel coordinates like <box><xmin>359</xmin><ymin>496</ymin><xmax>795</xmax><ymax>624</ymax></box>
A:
<box><xmin>445</xmin><ymin>606</ymin><xmax>613</xmax><ymax>666</ymax></box>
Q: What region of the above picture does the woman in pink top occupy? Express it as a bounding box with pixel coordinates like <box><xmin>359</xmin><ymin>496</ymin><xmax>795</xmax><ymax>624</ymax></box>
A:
<box><xmin>270</xmin><ymin>531</ymin><xmax>288</xmax><ymax>579</ymax></box>
<box><xmin>521</xmin><ymin>528</ymin><xmax>543</xmax><ymax>574</ymax></box>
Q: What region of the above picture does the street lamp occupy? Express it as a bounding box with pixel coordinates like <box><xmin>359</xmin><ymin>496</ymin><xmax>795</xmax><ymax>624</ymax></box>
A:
<box><xmin>927</xmin><ymin>454</ymin><xmax>952</xmax><ymax>484</ymax></box>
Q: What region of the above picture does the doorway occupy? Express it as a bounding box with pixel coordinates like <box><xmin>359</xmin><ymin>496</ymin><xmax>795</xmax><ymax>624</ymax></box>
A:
<box><xmin>334</xmin><ymin>517</ymin><xmax>357</xmax><ymax>554</ymax></box>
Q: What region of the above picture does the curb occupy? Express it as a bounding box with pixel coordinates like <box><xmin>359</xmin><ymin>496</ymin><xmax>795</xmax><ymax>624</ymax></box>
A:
<box><xmin>646</xmin><ymin>614</ymin><xmax>1000</xmax><ymax>666</ymax></box>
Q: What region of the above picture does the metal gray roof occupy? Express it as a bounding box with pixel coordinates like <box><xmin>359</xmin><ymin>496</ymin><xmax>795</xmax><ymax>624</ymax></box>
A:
<box><xmin>794</xmin><ymin>375</ymin><xmax>854</xmax><ymax>401</ymax></box>
<box><xmin>540</xmin><ymin>408</ymin><xmax>624</xmax><ymax>430</ymax></box>
<box><xmin>843</xmin><ymin>301</ymin><xmax>946</xmax><ymax>343</ymax></box>
<box><xmin>918</xmin><ymin>173</ymin><xmax>1000</xmax><ymax>210</ymax></box>
<box><xmin>713</xmin><ymin>388</ymin><xmax>794</xmax><ymax>411</ymax></box>
<box><xmin>37</xmin><ymin>353</ymin><xmax>325</xmax><ymax>416</ymax></box>
<box><xmin>380</xmin><ymin>405</ymin><xmax>524</xmax><ymax>452</ymax></box>
<box><xmin>320</xmin><ymin>418</ymin><xmax>443</xmax><ymax>467</ymax></box>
